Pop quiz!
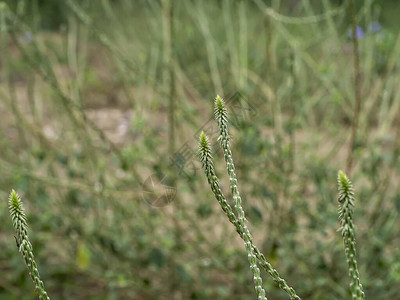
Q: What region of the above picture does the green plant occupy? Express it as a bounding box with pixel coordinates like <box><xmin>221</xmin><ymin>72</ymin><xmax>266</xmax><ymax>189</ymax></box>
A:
<box><xmin>1</xmin><ymin>0</ymin><xmax>399</xmax><ymax>298</ymax></box>
<box><xmin>199</xmin><ymin>96</ymin><xmax>300</xmax><ymax>299</ymax></box>
<box><xmin>8</xmin><ymin>190</ymin><xmax>50</xmax><ymax>300</ymax></box>
<box><xmin>337</xmin><ymin>171</ymin><xmax>365</xmax><ymax>300</ymax></box>
<box><xmin>199</xmin><ymin>97</ymin><xmax>368</xmax><ymax>299</ymax></box>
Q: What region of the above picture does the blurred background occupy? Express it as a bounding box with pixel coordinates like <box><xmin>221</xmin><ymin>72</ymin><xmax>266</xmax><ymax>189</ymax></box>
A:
<box><xmin>0</xmin><ymin>0</ymin><xmax>400</xmax><ymax>299</ymax></box>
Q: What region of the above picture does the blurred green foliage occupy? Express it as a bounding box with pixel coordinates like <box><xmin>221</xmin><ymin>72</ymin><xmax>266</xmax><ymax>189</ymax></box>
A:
<box><xmin>0</xmin><ymin>0</ymin><xmax>400</xmax><ymax>299</ymax></box>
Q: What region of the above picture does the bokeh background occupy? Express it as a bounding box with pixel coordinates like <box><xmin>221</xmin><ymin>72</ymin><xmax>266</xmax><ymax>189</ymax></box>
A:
<box><xmin>1</xmin><ymin>0</ymin><xmax>400</xmax><ymax>299</ymax></box>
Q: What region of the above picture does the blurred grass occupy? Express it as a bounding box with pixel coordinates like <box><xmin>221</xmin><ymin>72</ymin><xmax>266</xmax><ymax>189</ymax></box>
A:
<box><xmin>0</xmin><ymin>0</ymin><xmax>400</xmax><ymax>299</ymax></box>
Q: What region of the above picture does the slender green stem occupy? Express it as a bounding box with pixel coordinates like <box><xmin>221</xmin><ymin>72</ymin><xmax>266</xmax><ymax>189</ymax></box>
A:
<box><xmin>346</xmin><ymin>0</ymin><xmax>362</xmax><ymax>174</ymax></box>
<box><xmin>214</xmin><ymin>95</ymin><xmax>266</xmax><ymax>299</ymax></box>
<box><xmin>337</xmin><ymin>171</ymin><xmax>365</xmax><ymax>300</ymax></box>
<box><xmin>8</xmin><ymin>190</ymin><xmax>50</xmax><ymax>300</ymax></box>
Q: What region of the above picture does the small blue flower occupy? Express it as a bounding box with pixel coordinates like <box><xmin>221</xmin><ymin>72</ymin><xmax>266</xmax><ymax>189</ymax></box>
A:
<box><xmin>368</xmin><ymin>21</ymin><xmax>381</xmax><ymax>33</ymax></box>
<box><xmin>348</xmin><ymin>26</ymin><xmax>364</xmax><ymax>40</ymax></box>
